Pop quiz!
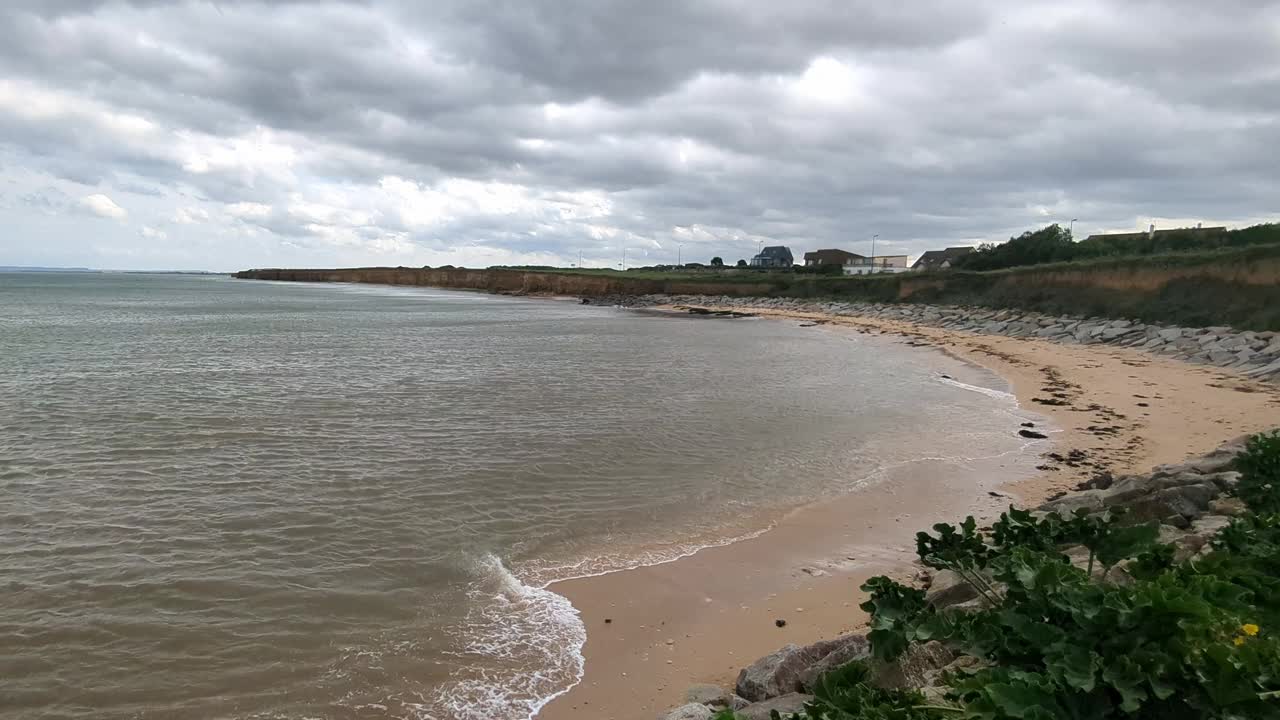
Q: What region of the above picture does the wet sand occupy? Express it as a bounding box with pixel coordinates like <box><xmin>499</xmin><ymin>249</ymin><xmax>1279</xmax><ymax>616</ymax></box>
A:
<box><xmin>538</xmin><ymin>306</ymin><xmax>1280</xmax><ymax>720</ymax></box>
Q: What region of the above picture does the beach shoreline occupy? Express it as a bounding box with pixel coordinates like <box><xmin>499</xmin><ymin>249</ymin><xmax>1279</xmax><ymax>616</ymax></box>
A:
<box><xmin>536</xmin><ymin>302</ymin><xmax>1280</xmax><ymax>720</ymax></box>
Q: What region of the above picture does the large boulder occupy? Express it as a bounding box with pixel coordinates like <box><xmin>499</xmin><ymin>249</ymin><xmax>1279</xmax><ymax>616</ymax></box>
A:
<box><xmin>735</xmin><ymin>693</ymin><xmax>814</xmax><ymax>720</ymax></box>
<box><xmin>925</xmin><ymin>569</ymin><xmax>980</xmax><ymax>608</ymax></box>
<box><xmin>1101</xmin><ymin>471</ymin><xmax>1218</xmax><ymax>507</ymax></box>
<box><xmin>1209</xmin><ymin>497</ymin><xmax>1248</xmax><ymax>517</ymax></box>
<box><xmin>737</xmin><ymin>634</ymin><xmax>875</xmax><ymax>701</ymax></box>
<box><xmin>1122</xmin><ymin>483</ymin><xmax>1219</xmax><ymax>524</ymax></box>
<box><xmin>798</xmin><ymin>634</ymin><xmax>871</xmax><ymax>691</ymax></box>
<box><xmin>660</xmin><ymin>703</ymin><xmax>714</xmax><ymax>720</ymax></box>
<box><xmin>1039</xmin><ymin>490</ymin><xmax>1106</xmax><ymax>517</ymax></box>
<box><xmin>735</xmin><ymin>644</ymin><xmax>817</xmax><ymax>701</ymax></box>
<box><xmin>871</xmin><ymin>641</ymin><xmax>957</xmax><ymax>690</ymax></box>
<box><xmin>685</xmin><ymin>684</ymin><xmax>747</xmax><ymax>710</ymax></box>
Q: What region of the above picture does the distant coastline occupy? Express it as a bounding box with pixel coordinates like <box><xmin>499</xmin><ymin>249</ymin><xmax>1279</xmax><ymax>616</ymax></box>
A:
<box><xmin>0</xmin><ymin>266</ymin><xmax>228</xmax><ymax>275</ymax></box>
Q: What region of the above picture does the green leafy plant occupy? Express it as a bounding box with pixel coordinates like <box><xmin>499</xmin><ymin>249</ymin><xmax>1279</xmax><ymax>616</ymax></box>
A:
<box><xmin>1236</xmin><ymin>431</ymin><xmax>1280</xmax><ymax>515</ymax></box>
<box><xmin>716</xmin><ymin>433</ymin><xmax>1280</xmax><ymax>720</ymax></box>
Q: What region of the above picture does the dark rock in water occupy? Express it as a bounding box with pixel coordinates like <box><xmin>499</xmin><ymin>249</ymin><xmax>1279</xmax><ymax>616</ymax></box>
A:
<box><xmin>604</xmin><ymin>618</ymin><xmax>612</xmax><ymax>624</ymax></box>
<box><xmin>775</xmin><ymin>619</ymin><xmax>787</xmax><ymax>628</ymax></box>
<box><xmin>1019</xmin><ymin>429</ymin><xmax>1049</xmax><ymax>439</ymax></box>
<box><xmin>1021</xmin><ymin>422</ymin><xmax>1036</xmax><ymax>428</ymax></box>
<box><xmin>579</xmin><ymin>297</ymin><xmax>590</xmax><ymax>304</ymax></box>
<box><xmin>940</xmin><ymin>374</ymin><xmax>953</xmax><ymax>379</ymax></box>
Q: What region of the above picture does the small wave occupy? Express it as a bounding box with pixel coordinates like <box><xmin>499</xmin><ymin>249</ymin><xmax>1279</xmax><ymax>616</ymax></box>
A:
<box><xmin>935</xmin><ymin>375</ymin><xmax>1016</xmax><ymax>401</ymax></box>
<box><xmin>428</xmin><ymin>553</ymin><xmax>586</xmax><ymax>720</ymax></box>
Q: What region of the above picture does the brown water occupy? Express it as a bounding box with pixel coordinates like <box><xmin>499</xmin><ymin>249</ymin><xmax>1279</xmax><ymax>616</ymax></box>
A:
<box><xmin>0</xmin><ymin>273</ymin><xmax>1041</xmax><ymax>719</ymax></box>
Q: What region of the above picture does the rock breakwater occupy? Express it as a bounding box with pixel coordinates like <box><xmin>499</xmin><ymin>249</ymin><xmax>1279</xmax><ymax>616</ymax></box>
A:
<box><xmin>600</xmin><ymin>295</ymin><xmax>1280</xmax><ymax>383</ymax></box>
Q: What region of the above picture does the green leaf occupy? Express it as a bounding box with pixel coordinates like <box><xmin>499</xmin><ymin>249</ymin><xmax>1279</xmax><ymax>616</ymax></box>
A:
<box><xmin>1101</xmin><ymin>657</ymin><xmax>1149</xmax><ymax>712</ymax></box>
<box><xmin>1045</xmin><ymin>645</ymin><xmax>1100</xmax><ymax>692</ymax></box>
<box><xmin>983</xmin><ymin>682</ymin><xmax>1060</xmax><ymax>718</ymax></box>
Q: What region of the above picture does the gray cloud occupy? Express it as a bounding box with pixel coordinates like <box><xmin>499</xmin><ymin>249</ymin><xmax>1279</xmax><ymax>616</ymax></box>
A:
<box><xmin>0</xmin><ymin>0</ymin><xmax>1276</xmax><ymax>271</ymax></box>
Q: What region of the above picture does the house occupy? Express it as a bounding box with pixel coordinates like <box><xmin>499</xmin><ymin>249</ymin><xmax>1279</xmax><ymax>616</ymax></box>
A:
<box><xmin>803</xmin><ymin>248</ymin><xmax>864</xmax><ymax>267</ymax></box>
<box><xmin>845</xmin><ymin>255</ymin><xmax>910</xmax><ymax>275</ymax></box>
<box><xmin>912</xmin><ymin>246</ymin><xmax>975</xmax><ymax>271</ymax></box>
<box><xmin>750</xmin><ymin>246</ymin><xmax>794</xmax><ymax>268</ymax></box>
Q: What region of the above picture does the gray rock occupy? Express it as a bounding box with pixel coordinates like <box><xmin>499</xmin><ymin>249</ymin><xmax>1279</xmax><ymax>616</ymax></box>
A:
<box><xmin>1202</xmin><ymin>471</ymin><xmax>1242</xmax><ymax>492</ymax></box>
<box><xmin>1103</xmin><ymin>470</ymin><xmax>1221</xmax><ymax>506</ymax></box>
<box><xmin>798</xmin><ymin>634</ymin><xmax>871</xmax><ymax>691</ymax></box>
<box><xmin>661</xmin><ymin>703</ymin><xmax>715</xmax><ymax>720</ymax></box>
<box><xmin>871</xmin><ymin>641</ymin><xmax>957</xmax><ymax>690</ymax></box>
<box><xmin>735</xmin><ymin>694</ymin><xmax>814</xmax><ymax>720</ymax></box>
<box><xmin>1209</xmin><ymin>350</ymin><xmax>1237</xmax><ymax>364</ymax></box>
<box><xmin>1244</xmin><ymin>358</ymin><xmax>1280</xmax><ymax>378</ymax></box>
<box><xmin>1039</xmin><ymin>489</ymin><xmax>1106</xmax><ymax>517</ymax></box>
<box><xmin>736</xmin><ymin>645</ymin><xmax>809</xmax><ymax>701</ymax></box>
<box><xmin>685</xmin><ymin>684</ymin><xmax>746</xmax><ymax>710</ymax></box>
<box><xmin>1158</xmin><ymin>328</ymin><xmax>1183</xmax><ymax>341</ymax></box>
<box><xmin>925</xmin><ymin>569</ymin><xmax>980</xmax><ymax>608</ymax></box>
<box><xmin>1123</xmin><ymin>483</ymin><xmax>1219</xmax><ymax>523</ymax></box>
<box><xmin>1208</xmin><ymin>497</ymin><xmax>1248</xmax><ymax>517</ymax></box>
<box><xmin>1102</xmin><ymin>327</ymin><xmax>1136</xmax><ymax>340</ymax></box>
<box><xmin>1190</xmin><ymin>514</ymin><xmax>1233</xmax><ymax>538</ymax></box>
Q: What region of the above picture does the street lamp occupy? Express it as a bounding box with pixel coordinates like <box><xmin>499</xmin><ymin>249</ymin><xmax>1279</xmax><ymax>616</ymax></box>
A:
<box><xmin>1069</xmin><ymin>218</ymin><xmax>1078</xmax><ymax>237</ymax></box>
<box><xmin>677</xmin><ymin>242</ymin><xmax>683</xmax><ymax>267</ymax></box>
<box><xmin>871</xmin><ymin>234</ymin><xmax>879</xmax><ymax>273</ymax></box>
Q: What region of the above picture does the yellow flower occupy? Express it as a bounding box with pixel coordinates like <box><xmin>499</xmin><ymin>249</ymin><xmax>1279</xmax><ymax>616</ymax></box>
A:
<box><xmin>1234</xmin><ymin>637</ymin><xmax>1246</xmax><ymax>647</ymax></box>
<box><xmin>1242</xmin><ymin>624</ymin><xmax>1260</xmax><ymax>637</ymax></box>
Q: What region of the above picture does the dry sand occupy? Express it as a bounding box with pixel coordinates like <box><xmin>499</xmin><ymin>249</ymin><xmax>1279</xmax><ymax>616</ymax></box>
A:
<box><xmin>538</xmin><ymin>306</ymin><xmax>1280</xmax><ymax>720</ymax></box>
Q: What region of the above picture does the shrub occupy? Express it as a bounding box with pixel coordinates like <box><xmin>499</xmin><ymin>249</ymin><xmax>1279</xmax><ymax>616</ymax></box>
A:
<box><xmin>1236</xmin><ymin>431</ymin><xmax>1280</xmax><ymax>515</ymax></box>
<box><xmin>744</xmin><ymin>492</ymin><xmax>1280</xmax><ymax>720</ymax></box>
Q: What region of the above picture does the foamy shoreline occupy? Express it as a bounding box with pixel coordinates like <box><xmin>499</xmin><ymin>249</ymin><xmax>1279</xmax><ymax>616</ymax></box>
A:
<box><xmin>535</xmin><ymin>302</ymin><xmax>1280</xmax><ymax>720</ymax></box>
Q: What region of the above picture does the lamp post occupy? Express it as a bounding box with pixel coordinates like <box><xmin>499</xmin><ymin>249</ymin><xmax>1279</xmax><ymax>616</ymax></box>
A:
<box><xmin>871</xmin><ymin>234</ymin><xmax>879</xmax><ymax>273</ymax></box>
<box><xmin>1069</xmin><ymin>218</ymin><xmax>1078</xmax><ymax>237</ymax></box>
<box><xmin>677</xmin><ymin>242</ymin><xmax>683</xmax><ymax>268</ymax></box>
<box><xmin>621</xmin><ymin>247</ymin><xmax>627</xmax><ymax>271</ymax></box>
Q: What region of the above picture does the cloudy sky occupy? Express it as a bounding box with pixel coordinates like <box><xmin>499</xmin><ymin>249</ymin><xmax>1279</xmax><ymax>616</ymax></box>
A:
<box><xmin>0</xmin><ymin>1</ymin><xmax>1276</xmax><ymax>271</ymax></box>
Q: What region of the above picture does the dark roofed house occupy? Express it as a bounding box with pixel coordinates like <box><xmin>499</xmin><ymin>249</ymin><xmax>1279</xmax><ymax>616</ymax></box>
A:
<box><xmin>750</xmin><ymin>246</ymin><xmax>794</xmax><ymax>268</ymax></box>
<box><xmin>912</xmin><ymin>246</ymin><xmax>975</xmax><ymax>271</ymax></box>
<box><xmin>803</xmin><ymin>248</ymin><xmax>864</xmax><ymax>267</ymax></box>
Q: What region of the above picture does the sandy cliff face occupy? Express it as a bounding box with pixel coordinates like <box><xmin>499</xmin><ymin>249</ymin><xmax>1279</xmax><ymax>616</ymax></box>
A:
<box><xmin>233</xmin><ymin>267</ymin><xmax>776</xmax><ymax>297</ymax></box>
<box><xmin>235</xmin><ymin>253</ymin><xmax>1280</xmax><ymax>330</ymax></box>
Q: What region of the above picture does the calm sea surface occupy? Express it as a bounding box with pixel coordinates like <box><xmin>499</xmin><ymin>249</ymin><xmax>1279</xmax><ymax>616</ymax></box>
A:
<box><xmin>0</xmin><ymin>273</ymin><xmax>1034</xmax><ymax>719</ymax></box>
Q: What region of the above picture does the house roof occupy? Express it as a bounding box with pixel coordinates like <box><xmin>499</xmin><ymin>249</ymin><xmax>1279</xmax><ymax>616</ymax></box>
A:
<box><xmin>755</xmin><ymin>245</ymin><xmax>793</xmax><ymax>259</ymax></box>
<box><xmin>912</xmin><ymin>246</ymin><xmax>974</xmax><ymax>269</ymax></box>
<box><xmin>803</xmin><ymin>248</ymin><xmax>864</xmax><ymax>264</ymax></box>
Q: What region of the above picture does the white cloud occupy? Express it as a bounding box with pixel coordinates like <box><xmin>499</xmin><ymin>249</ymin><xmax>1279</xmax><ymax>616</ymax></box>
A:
<box><xmin>80</xmin><ymin>193</ymin><xmax>127</xmax><ymax>220</ymax></box>
<box><xmin>140</xmin><ymin>225</ymin><xmax>168</xmax><ymax>240</ymax></box>
<box><xmin>173</xmin><ymin>207</ymin><xmax>210</xmax><ymax>224</ymax></box>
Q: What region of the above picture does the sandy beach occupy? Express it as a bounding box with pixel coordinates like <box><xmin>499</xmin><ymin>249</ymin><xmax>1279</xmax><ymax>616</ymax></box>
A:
<box><xmin>538</xmin><ymin>305</ymin><xmax>1280</xmax><ymax>720</ymax></box>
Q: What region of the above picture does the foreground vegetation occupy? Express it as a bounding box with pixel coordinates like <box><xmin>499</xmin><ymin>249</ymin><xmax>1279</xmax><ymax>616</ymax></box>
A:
<box><xmin>716</xmin><ymin>431</ymin><xmax>1280</xmax><ymax>719</ymax></box>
